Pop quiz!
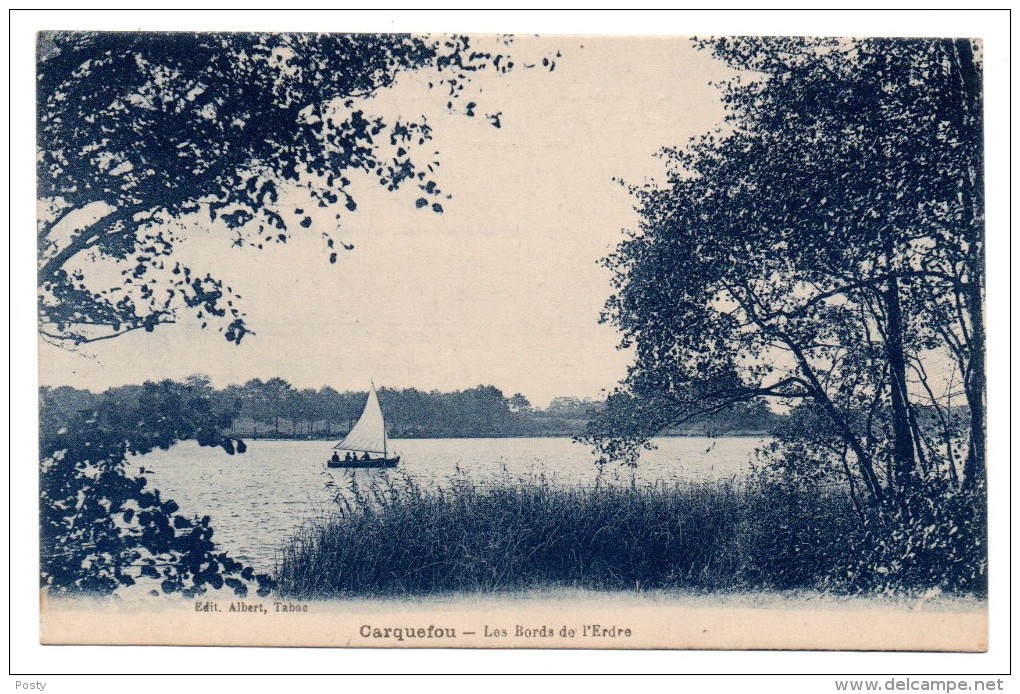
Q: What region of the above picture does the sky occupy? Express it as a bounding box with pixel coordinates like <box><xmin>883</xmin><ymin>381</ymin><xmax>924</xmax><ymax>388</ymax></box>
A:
<box><xmin>38</xmin><ymin>35</ymin><xmax>737</xmax><ymax>406</ymax></box>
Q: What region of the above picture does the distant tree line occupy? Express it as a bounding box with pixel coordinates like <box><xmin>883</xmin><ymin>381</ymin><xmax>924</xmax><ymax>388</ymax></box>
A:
<box><xmin>40</xmin><ymin>376</ymin><xmax>786</xmax><ymax>442</ymax></box>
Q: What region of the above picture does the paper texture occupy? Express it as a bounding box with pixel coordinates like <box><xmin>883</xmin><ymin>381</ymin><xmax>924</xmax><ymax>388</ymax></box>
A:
<box><xmin>36</xmin><ymin>31</ymin><xmax>988</xmax><ymax>651</ymax></box>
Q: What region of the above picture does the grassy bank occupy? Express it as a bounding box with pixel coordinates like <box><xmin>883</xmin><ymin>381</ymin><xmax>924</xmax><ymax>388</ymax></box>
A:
<box><xmin>276</xmin><ymin>470</ymin><xmax>985</xmax><ymax>598</ymax></box>
<box><xmin>277</xmin><ymin>472</ymin><xmax>862</xmax><ymax>597</ymax></box>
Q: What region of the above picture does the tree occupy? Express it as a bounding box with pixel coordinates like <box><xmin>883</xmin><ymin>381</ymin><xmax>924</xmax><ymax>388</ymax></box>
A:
<box><xmin>37</xmin><ymin>31</ymin><xmax>555</xmax><ymax>595</ymax></box>
<box><xmin>316</xmin><ymin>385</ymin><xmax>346</xmax><ymax>435</ymax></box>
<box><xmin>212</xmin><ymin>382</ymin><xmax>246</xmax><ymax>434</ymax></box>
<box><xmin>508</xmin><ymin>393</ymin><xmax>532</xmax><ymax>413</ymax></box>
<box><xmin>587</xmin><ymin>38</ymin><xmax>984</xmax><ymax>590</ymax></box>
<box><xmin>40</xmin><ymin>381</ymin><xmax>272</xmax><ymax>596</ymax></box>
<box><xmin>37</xmin><ymin>31</ymin><xmax>549</xmax><ymax>346</ymax></box>
<box><xmin>546</xmin><ymin>396</ymin><xmax>594</xmax><ymax>418</ymax></box>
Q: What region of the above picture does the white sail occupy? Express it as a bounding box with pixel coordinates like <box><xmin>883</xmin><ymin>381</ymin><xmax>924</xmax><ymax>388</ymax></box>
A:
<box><xmin>334</xmin><ymin>385</ymin><xmax>387</xmax><ymax>454</ymax></box>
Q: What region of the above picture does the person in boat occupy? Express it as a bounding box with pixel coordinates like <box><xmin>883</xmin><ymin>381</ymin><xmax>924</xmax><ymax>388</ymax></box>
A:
<box><xmin>345</xmin><ymin>451</ymin><xmax>354</xmax><ymax>462</ymax></box>
<box><xmin>361</xmin><ymin>452</ymin><xmax>371</xmax><ymax>461</ymax></box>
<box><xmin>330</xmin><ymin>451</ymin><xmax>340</xmax><ymax>464</ymax></box>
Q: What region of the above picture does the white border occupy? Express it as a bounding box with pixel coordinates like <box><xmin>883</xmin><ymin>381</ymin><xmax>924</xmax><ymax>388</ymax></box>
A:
<box><xmin>8</xmin><ymin>8</ymin><xmax>1013</xmax><ymax>688</ymax></box>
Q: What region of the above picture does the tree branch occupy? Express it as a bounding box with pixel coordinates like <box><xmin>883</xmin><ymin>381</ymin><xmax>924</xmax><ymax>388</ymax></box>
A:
<box><xmin>731</xmin><ymin>281</ymin><xmax>885</xmax><ymax>501</ymax></box>
<box><xmin>766</xmin><ymin>270</ymin><xmax>962</xmax><ymax>322</ymax></box>
<box><xmin>38</xmin><ymin>204</ymin><xmax>149</xmax><ymax>281</ymax></box>
<box><xmin>41</xmin><ymin>317</ymin><xmax>177</xmax><ymax>346</ymax></box>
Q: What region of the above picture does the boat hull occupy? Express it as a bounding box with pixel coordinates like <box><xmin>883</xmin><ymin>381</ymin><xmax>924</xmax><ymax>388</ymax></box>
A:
<box><xmin>327</xmin><ymin>456</ymin><xmax>400</xmax><ymax>469</ymax></box>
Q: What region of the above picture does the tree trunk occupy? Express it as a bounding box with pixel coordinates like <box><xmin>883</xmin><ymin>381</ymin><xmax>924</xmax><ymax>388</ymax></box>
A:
<box><xmin>950</xmin><ymin>39</ymin><xmax>986</xmax><ymax>490</ymax></box>
<box><xmin>963</xmin><ymin>282</ymin><xmax>986</xmax><ymax>489</ymax></box>
<box><xmin>882</xmin><ymin>275</ymin><xmax>919</xmax><ymax>501</ymax></box>
<box><xmin>781</xmin><ymin>331</ymin><xmax>885</xmax><ymax>503</ymax></box>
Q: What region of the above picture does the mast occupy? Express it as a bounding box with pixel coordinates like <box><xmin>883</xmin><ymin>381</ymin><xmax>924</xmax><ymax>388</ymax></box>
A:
<box><xmin>376</xmin><ymin>381</ymin><xmax>388</xmax><ymax>459</ymax></box>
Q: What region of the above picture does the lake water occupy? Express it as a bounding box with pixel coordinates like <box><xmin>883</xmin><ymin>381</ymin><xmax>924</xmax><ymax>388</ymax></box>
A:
<box><xmin>140</xmin><ymin>437</ymin><xmax>767</xmax><ymax>574</ymax></box>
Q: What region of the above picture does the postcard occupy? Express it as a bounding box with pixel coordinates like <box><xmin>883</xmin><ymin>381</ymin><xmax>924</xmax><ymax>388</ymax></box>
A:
<box><xmin>36</xmin><ymin>30</ymin><xmax>987</xmax><ymax>651</ymax></box>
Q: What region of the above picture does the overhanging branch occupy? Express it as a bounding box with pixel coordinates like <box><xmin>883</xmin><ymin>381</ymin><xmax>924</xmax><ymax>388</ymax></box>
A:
<box><xmin>38</xmin><ymin>204</ymin><xmax>149</xmax><ymax>280</ymax></box>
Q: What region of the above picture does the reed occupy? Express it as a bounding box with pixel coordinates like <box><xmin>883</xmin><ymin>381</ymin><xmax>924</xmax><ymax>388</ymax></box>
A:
<box><xmin>275</xmin><ymin>470</ymin><xmax>863</xmax><ymax>598</ymax></box>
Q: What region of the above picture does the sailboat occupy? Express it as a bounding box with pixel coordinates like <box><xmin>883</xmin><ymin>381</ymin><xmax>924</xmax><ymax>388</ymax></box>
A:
<box><xmin>327</xmin><ymin>383</ymin><xmax>400</xmax><ymax>468</ymax></box>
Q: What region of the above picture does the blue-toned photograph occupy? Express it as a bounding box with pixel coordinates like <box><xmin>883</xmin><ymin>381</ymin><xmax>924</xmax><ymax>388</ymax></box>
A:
<box><xmin>36</xmin><ymin>30</ymin><xmax>987</xmax><ymax>650</ymax></box>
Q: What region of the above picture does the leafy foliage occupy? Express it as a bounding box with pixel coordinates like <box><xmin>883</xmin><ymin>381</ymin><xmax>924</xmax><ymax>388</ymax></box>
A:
<box><xmin>36</xmin><ymin>32</ymin><xmax>556</xmax><ymax>597</ymax></box>
<box><xmin>40</xmin><ymin>378</ymin><xmax>274</xmax><ymax>596</ymax></box>
<box><xmin>37</xmin><ymin>31</ymin><xmax>548</xmax><ymax>345</ymax></box>
<box><xmin>586</xmin><ymin>37</ymin><xmax>985</xmax><ymax>592</ymax></box>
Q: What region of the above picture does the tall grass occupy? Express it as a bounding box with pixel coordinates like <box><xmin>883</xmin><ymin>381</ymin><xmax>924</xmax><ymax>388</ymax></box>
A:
<box><xmin>276</xmin><ymin>470</ymin><xmax>869</xmax><ymax>598</ymax></box>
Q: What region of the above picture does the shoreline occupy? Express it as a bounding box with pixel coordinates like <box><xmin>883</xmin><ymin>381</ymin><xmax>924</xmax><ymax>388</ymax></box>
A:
<box><xmin>197</xmin><ymin>433</ymin><xmax>777</xmax><ymax>442</ymax></box>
